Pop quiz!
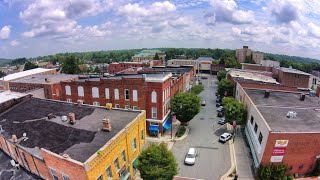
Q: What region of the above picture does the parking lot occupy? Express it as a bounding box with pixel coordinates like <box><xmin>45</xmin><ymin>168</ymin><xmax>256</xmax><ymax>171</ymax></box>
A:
<box><xmin>172</xmin><ymin>75</ymin><xmax>232</xmax><ymax>180</ymax></box>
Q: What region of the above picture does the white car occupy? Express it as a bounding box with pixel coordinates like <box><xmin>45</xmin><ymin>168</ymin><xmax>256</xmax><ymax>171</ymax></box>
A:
<box><xmin>218</xmin><ymin>118</ymin><xmax>226</xmax><ymax>125</ymax></box>
<box><xmin>184</xmin><ymin>148</ymin><xmax>197</xmax><ymax>165</ymax></box>
<box><xmin>219</xmin><ymin>133</ymin><xmax>232</xmax><ymax>143</ymax></box>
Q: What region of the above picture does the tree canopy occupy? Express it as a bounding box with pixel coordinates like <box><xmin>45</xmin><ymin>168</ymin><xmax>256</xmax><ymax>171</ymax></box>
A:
<box><xmin>138</xmin><ymin>143</ymin><xmax>178</xmax><ymax>180</ymax></box>
<box><xmin>61</xmin><ymin>55</ymin><xmax>81</xmax><ymax>74</ymax></box>
<box><xmin>217</xmin><ymin>70</ymin><xmax>227</xmax><ymax>81</ymax></box>
<box><xmin>23</xmin><ymin>61</ymin><xmax>38</xmax><ymax>71</ymax></box>
<box><xmin>256</xmin><ymin>164</ymin><xmax>293</xmax><ymax>180</ymax></box>
<box><xmin>222</xmin><ymin>97</ymin><xmax>246</xmax><ymax>125</ymax></box>
<box><xmin>217</xmin><ymin>79</ymin><xmax>234</xmax><ymax>97</ymax></box>
<box><xmin>191</xmin><ymin>84</ymin><xmax>204</xmax><ymax>94</ymax></box>
<box><xmin>171</xmin><ymin>92</ymin><xmax>201</xmax><ymax>125</ymax></box>
<box><xmin>154</xmin><ymin>53</ymin><xmax>160</xmax><ymax>60</ymax></box>
<box><xmin>0</xmin><ymin>71</ymin><xmax>6</xmax><ymax>78</ymax></box>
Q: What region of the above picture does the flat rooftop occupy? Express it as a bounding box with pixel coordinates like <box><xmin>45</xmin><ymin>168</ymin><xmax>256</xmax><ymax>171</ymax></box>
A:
<box><xmin>245</xmin><ymin>88</ymin><xmax>320</xmax><ymax>132</ymax></box>
<box><xmin>229</xmin><ymin>69</ymin><xmax>278</xmax><ymax>84</ymax></box>
<box><xmin>0</xmin><ymin>98</ymin><xmax>141</xmax><ymax>162</ymax></box>
<box><xmin>2</xmin><ymin>68</ymin><xmax>55</xmax><ymax>81</ymax></box>
<box><xmin>0</xmin><ymin>91</ymin><xmax>28</xmax><ymax>103</ymax></box>
<box><xmin>11</xmin><ymin>74</ymin><xmax>78</xmax><ymax>84</ymax></box>
<box><xmin>277</xmin><ymin>67</ymin><xmax>311</xmax><ymax>76</ymax></box>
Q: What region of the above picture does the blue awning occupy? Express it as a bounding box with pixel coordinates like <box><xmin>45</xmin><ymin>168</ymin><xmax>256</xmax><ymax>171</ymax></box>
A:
<box><xmin>149</xmin><ymin>125</ymin><xmax>159</xmax><ymax>131</ymax></box>
<box><xmin>163</xmin><ymin>115</ymin><xmax>172</xmax><ymax>131</ymax></box>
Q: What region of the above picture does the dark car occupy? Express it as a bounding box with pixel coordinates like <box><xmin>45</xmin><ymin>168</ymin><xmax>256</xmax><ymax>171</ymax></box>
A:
<box><xmin>202</xmin><ymin>76</ymin><xmax>208</xmax><ymax>79</ymax></box>
<box><xmin>217</xmin><ymin>111</ymin><xmax>224</xmax><ymax>117</ymax></box>
<box><xmin>217</xmin><ymin>106</ymin><xmax>225</xmax><ymax>112</ymax></box>
<box><xmin>216</xmin><ymin>98</ymin><xmax>221</xmax><ymax>103</ymax></box>
<box><xmin>216</xmin><ymin>103</ymin><xmax>221</xmax><ymax>107</ymax></box>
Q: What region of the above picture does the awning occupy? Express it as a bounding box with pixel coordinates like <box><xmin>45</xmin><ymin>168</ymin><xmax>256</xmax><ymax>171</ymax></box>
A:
<box><xmin>149</xmin><ymin>125</ymin><xmax>159</xmax><ymax>131</ymax></box>
<box><xmin>163</xmin><ymin>115</ymin><xmax>172</xmax><ymax>131</ymax></box>
<box><xmin>133</xmin><ymin>158</ymin><xmax>139</xmax><ymax>169</ymax></box>
<box><xmin>120</xmin><ymin>172</ymin><xmax>130</xmax><ymax>180</ymax></box>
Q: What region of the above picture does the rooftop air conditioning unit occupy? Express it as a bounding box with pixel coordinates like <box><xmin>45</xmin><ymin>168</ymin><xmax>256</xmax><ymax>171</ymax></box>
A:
<box><xmin>61</xmin><ymin>116</ymin><xmax>68</xmax><ymax>122</ymax></box>
<box><xmin>286</xmin><ymin>111</ymin><xmax>297</xmax><ymax>118</ymax></box>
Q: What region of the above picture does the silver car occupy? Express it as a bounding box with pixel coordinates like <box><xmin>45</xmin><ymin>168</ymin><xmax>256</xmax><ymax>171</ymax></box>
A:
<box><xmin>184</xmin><ymin>148</ymin><xmax>197</xmax><ymax>165</ymax></box>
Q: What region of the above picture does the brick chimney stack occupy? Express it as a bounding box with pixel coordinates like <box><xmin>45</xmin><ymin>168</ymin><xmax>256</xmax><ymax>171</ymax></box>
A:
<box><xmin>102</xmin><ymin>118</ymin><xmax>112</xmax><ymax>132</ymax></box>
<box><xmin>68</xmin><ymin>112</ymin><xmax>76</xmax><ymax>125</ymax></box>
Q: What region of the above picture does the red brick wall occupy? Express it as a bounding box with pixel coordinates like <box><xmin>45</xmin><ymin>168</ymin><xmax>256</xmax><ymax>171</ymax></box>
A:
<box><xmin>239</xmin><ymin>82</ymin><xmax>298</xmax><ymax>91</ymax></box>
<box><xmin>41</xmin><ymin>149</ymin><xmax>87</xmax><ymax>180</ymax></box>
<box><xmin>261</xmin><ymin>133</ymin><xmax>320</xmax><ymax>175</ymax></box>
<box><xmin>108</xmin><ymin>63</ymin><xmax>144</xmax><ymax>74</ymax></box>
<box><xmin>242</xmin><ymin>64</ymin><xmax>273</xmax><ymax>72</ymax></box>
<box><xmin>278</xmin><ymin>71</ymin><xmax>310</xmax><ymax>88</ymax></box>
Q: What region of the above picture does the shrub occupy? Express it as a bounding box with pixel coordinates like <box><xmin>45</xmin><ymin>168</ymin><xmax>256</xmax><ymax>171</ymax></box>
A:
<box><xmin>191</xmin><ymin>84</ymin><xmax>204</xmax><ymax>94</ymax></box>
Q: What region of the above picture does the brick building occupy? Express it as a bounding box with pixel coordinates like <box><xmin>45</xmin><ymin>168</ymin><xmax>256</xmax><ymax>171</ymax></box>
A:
<box><xmin>235</xmin><ymin>84</ymin><xmax>320</xmax><ymax>176</ymax></box>
<box><xmin>0</xmin><ymin>94</ymin><xmax>146</xmax><ymax>180</ymax></box>
<box><xmin>211</xmin><ymin>64</ymin><xmax>225</xmax><ymax>75</ymax></box>
<box><xmin>9</xmin><ymin>74</ymin><xmax>78</xmax><ymax>100</ymax></box>
<box><xmin>108</xmin><ymin>60</ymin><xmax>161</xmax><ymax>74</ymax></box>
<box><xmin>273</xmin><ymin>67</ymin><xmax>311</xmax><ymax>89</ymax></box>
<box><xmin>0</xmin><ymin>68</ymin><xmax>57</xmax><ymax>90</ymax></box>
<box><xmin>60</xmin><ymin>73</ymin><xmax>172</xmax><ymax>135</ymax></box>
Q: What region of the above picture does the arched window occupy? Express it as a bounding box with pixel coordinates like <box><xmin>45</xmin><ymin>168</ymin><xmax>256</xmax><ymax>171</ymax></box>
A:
<box><xmin>78</xmin><ymin>86</ymin><xmax>84</xmax><ymax>97</ymax></box>
<box><xmin>65</xmin><ymin>85</ymin><xmax>71</xmax><ymax>95</ymax></box>
<box><xmin>92</xmin><ymin>87</ymin><xmax>99</xmax><ymax>98</ymax></box>
<box><xmin>151</xmin><ymin>91</ymin><xmax>157</xmax><ymax>103</ymax></box>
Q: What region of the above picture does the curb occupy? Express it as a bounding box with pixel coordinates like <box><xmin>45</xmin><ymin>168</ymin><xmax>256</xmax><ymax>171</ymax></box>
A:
<box><xmin>174</xmin><ymin>126</ymin><xmax>189</xmax><ymax>141</ymax></box>
<box><xmin>220</xmin><ymin>124</ymin><xmax>237</xmax><ymax>180</ymax></box>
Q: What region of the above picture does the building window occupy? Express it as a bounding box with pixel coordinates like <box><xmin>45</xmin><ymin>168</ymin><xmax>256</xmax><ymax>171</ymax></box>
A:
<box><xmin>114</xmin><ymin>158</ymin><xmax>120</xmax><ymax>171</ymax></box>
<box><xmin>152</xmin><ymin>107</ymin><xmax>157</xmax><ymax>118</ymax></box>
<box><xmin>105</xmin><ymin>88</ymin><xmax>110</xmax><ymax>99</ymax></box>
<box><xmin>121</xmin><ymin>150</ymin><xmax>126</xmax><ymax>163</ymax></box>
<box><xmin>78</xmin><ymin>86</ymin><xmax>84</xmax><ymax>97</ymax></box>
<box><xmin>92</xmin><ymin>87</ymin><xmax>99</xmax><ymax>98</ymax></box>
<box><xmin>62</xmin><ymin>174</ymin><xmax>70</xmax><ymax>180</ymax></box>
<box><xmin>151</xmin><ymin>91</ymin><xmax>157</xmax><ymax>103</ymax></box>
<box><xmin>150</xmin><ymin>122</ymin><xmax>158</xmax><ymax>126</ymax></box>
<box><xmin>141</xmin><ymin>130</ymin><xmax>144</xmax><ymax>140</ymax></box>
<box><xmin>254</xmin><ymin>123</ymin><xmax>258</xmax><ymax>133</ymax></box>
<box><xmin>250</xmin><ymin>116</ymin><xmax>254</xmax><ymax>125</ymax></box>
<box><xmin>133</xmin><ymin>90</ymin><xmax>138</xmax><ymax>101</ymax></box>
<box><xmin>125</xmin><ymin>89</ymin><xmax>130</xmax><ymax>100</ymax></box>
<box><xmin>50</xmin><ymin>168</ymin><xmax>59</xmax><ymax>180</ymax></box>
<box><xmin>66</xmin><ymin>98</ymin><xmax>72</xmax><ymax>103</ymax></box>
<box><xmin>115</xmin><ymin>104</ymin><xmax>120</xmax><ymax>108</ymax></box>
<box><xmin>125</xmin><ymin>105</ymin><xmax>130</xmax><ymax>109</ymax></box>
<box><xmin>132</xmin><ymin>138</ymin><xmax>137</xmax><ymax>151</ymax></box>
<box><xmin>258</xmin><ymin>132</ymin><xmax>263</xmax><ymax>144</ymax></box>
<box><xmin>114</xmin><ymin>89</ymin><xmax>119</xmax><ymax>100</ymax></box>
<box><xmin>106</xmin><ymin>166</ymin><xmax>112</xmax><ymax>179</ymax></box>
<box><xmin>93</xmin><ymin>102</ymin><xmax>100</xmax><ymax>106</ymax></box>
<box><xmin>133</xmin><ymin>106</ymin><xmax>139</xmax><ymax>110</ymax></box>
<box><xmin>97</xmin><ymin>175</ymin><xmax>103</xmax><ymax>180</ymax></box>
<box><xmin>65</xmin><ymin>85</ymin><xmax>71</xmax><ymax>95</ymax></box>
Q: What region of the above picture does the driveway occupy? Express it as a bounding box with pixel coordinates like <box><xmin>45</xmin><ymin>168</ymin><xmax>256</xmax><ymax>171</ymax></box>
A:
<box><xmin>172</xmin><ymin>75</ymin><xmax>231</xmax><ymax>180</ymax></box>
<box><xmin>0</xmin><ymin>150</ymin><xmax>39</xmax><ymax>180</ymax></box>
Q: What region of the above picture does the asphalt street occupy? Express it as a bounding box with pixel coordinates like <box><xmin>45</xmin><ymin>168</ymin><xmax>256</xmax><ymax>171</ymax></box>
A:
<box><xmin>172</xmin><ymin>75</ymin><xmax>231</xmax><ymax>180</ymax></box>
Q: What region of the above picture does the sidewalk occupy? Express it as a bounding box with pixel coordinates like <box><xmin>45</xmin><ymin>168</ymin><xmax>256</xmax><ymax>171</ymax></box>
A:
<box><xmin>234</xmin><ymin>128</ymin><xmax>255</xmax><ymax>180</ymax></box>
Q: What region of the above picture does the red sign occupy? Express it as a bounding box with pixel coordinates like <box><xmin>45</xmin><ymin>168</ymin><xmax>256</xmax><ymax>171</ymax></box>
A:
<box><xmin>272</xmin><ymin>148</ymin><xmax>286</xmax><ymax>155</ymax></box>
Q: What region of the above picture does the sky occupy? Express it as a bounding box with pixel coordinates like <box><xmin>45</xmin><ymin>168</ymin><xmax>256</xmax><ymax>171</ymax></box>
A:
<box><xmin>0</xmin><ymin>0</ymin><xmax>320</xmax><ymax>59</ymax></box>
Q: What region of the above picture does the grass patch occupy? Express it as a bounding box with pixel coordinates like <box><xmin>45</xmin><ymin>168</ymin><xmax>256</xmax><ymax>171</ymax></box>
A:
<box><xmin>175</xmin><ymin>126</ymin><xmax>186</xmax><ymax>137</ymax></box>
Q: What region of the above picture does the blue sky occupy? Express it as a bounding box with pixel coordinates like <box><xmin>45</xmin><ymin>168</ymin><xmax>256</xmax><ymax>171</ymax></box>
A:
<box><xmin>1</xmin><ymin>0</ymin><xmax>320</xmax><ymax>59</ymax></box>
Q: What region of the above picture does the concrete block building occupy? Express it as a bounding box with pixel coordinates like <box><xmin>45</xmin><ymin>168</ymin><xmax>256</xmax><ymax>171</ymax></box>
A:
<box><xmin>60</xmin><ymin>73</ymin><xmax>172</xmax><ymax>135</ymax></box>
<box><xmin>235</xmin><ymin>84</ymin><xmax>320</xmax><ymax>176</ymax></box>
<box><xmin>0</xmin><ymin>94</ymin><xmax>146</xmax><ymax>180</ymax></box>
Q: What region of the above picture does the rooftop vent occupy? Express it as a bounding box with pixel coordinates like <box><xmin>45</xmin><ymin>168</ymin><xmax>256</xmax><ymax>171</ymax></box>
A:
<box><xmin>286</xmin><ymin>111</ymin><xmax>297</xmax><ymax>118</ymax></box>
<box><xmin>61</xmin><ymin>116</ymin><xmax>68</xmax><ymax>122</ymax></box>
<box><xmin>63</xmin><ymin>154</ymin><xmax>70</xmax><ymax>158</ymax></box>
<box><xmin>48</xmin><ymin>113</ymin><xmax>55</xmax><ymax>119</ymax></box>
<box><xmin>264</xmin><ymin>90</ymin><xmax>270</xmax><ymax>98</ymax></box>
<box><xmin>300</xmin><ymin>94</ymin><xmax>305</xmax><ymax>101</ymax></box>
<box><xmin>106</xmin><ymin>103</ymin><xmax>112</xmax><ymax>110</ymax></box>
<box><xmin>142</xmin><ymin>74</ymin><xmax>146</xmax><ymax>79</ymax></box>
<box><xmin>102</xmin><ymin>117</ymin><xmax>112</xmax><ymax>132</ymax></box>
<box><xmin>68</xmin><ymin>113</ymin><xmax>76</xmax><ymax>125</ymax></box>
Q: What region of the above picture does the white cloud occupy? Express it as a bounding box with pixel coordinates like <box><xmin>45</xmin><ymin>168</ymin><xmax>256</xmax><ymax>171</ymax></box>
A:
<box><xmin>308</xmin><ymin>22</ymin><xmax>320</xmax><ymax>38</ymax></box>
<box><xmin>118</xmin><ymin>1</ymin><xmax>176</xmax><ymax>17</ymax></box>
<box><xmin>10</xmin><ymin>40</ymin><xmax>20</xmax><ymax>46</ymax></box>
<box><xmin>0</xmin><ymin>25</ymin><xmax>11</xmax><ymax>39</ymax></box>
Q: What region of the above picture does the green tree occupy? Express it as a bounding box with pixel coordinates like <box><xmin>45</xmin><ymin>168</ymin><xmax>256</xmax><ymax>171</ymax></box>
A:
<box><xmin>93</xmin><ymin>66</ymin><xmax>101</xmax><ymax>74</ymax></box>
<box><xmin>217</xmin><ymin>70</ymin><xmax>227</xmax><ymax>81</ymax></box>
<box><xmin>191</xmin><ymin>84</ymin><xmax>204</xmax><ymax>94</ymax></box>
<box><xmin>23</xmin><ymin>61</ymin><xmax>38</xmax><ymax>71</ymax></box>
<box><xmin>256</xmin><ymin>164</ymin><xmax>293</xmax><ymax>180</ymax></box>
<box><xmin>171</xmin><ymin>92</ymin><xmax>201</xmax><ymax>125</ymax></box>
<box><xmin>0</xmin><ymin>71</ymin><xmax>6</xmax><ymax>78</ymax></box>
<box><xmin>223</xmin><ymin>98</ymin><xmax>246</xmax><ymax>125</ymax></box>
<box><xmin>154</xmin><ymin>53</ymin><xmax>160</xmax><ymax>60</ymax></box>
<box><xmin>313</xmin><ymin>159</ymin><xmax>320</xmax><ymax>176</ymax></box>
<box><xmin>61</xmin><ymin>55</ymin><xmax>81</xmax><ymax>74</ymax></box>
<box><xmin>217</xmin><ymin>79</ymin><xmax>234</xmax><ymax>97</ymax></box>
<box><xmin>138</xmin><ymin>143</ymin><xmax>178</xmax><ymax>180</ymax></box>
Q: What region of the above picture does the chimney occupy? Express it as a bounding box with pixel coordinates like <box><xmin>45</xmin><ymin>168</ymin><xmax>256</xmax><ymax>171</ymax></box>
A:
<box><xmin>106</xmin><ymin>103</ymin><xmax>112</xmax><ymax>110</ymax></box>
<box><xmin>264</xmin><ymin>90</ymin><xmax>270</xmax><ymax>98</ymax></box>
<box><xmin>102</xmin><ymin>118</ymin><xmax>112</xmax><ymax>132</ymax></box>
<box><xmin>12</xmin><ymin>134</ymin><xmax>17</xmax><ymax>143</ymax></box>
<box><xmin>77</xmin><ymin>100</ymin><xmax>82</xmax><ymax>106</ymax></box>
<box><xmin>300</xmin><ymin>93</ymin><xmax>305</xmax><ymax>101</ymax></box>
<box><xmin>68</xmin><ymin>112</ymin><xmax>76</xmax><ymax>125</ymax></box>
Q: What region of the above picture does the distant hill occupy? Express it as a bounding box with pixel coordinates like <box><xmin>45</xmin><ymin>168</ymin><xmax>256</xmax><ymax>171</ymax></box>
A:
<box><xmin>0</xmin><ymin>58</ymin><xmax>13</xmax><ymax>66</ymax></box>
<box><xmin>264</xmin><ymin>53</ymin><xmax>319</xmax><ymax>64</ymax></box>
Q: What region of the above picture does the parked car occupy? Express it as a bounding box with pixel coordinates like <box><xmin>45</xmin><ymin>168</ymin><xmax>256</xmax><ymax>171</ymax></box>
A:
<box><xmin>219</xmin><ymin>133</ymin><xmax>232</xmax><ymax>143</ymax></box>
<box><xmin>215</xmin><ymin>90</ymin><xmax>218</xmax><ymax>96</ymax></box>
<box><xmin>201</xmin><ymin>100</ymin><xmax>206</xmax><ymax>106</ymax></box>
<box><xmin>202</xmin><ymin>76</ymin><xmax>208</xmax><ymax>79</ymax></box>
<box><xmin>218</xmin><ymin>117</ymin><xmax>226</xmax><ymax>125</ymax></box>
<box><xmin>216</xmin><ymin>103</ymin><xmax>221</xmax><ymax>107</ymax></box>
<box><xmin>199</xmin><ymin>81</ymin><xmax>203</xmax><ymax>85</ymax></box>
<box><xmin>217</xmin><ymin>111</ymin><xmax>224</xmax><ymax>117</ymax></box>
<box><xmin>216</xmin><ymin>98</ymin><xmax>221</xmax><ymax>103</ymax></box>
<box><xmin>184</xmin><ymin>148</ymin><xmax>197</xmax><ymax>165</ymax></box>
<box><xmin>217</xmin><ymin>106</ymin><xmax>225</xmax><ymax>112</ymax></box>
<box><xmin>215</xmin><ymin>81</ymin><xmax>218</xmax><ymax>84</ymax></box>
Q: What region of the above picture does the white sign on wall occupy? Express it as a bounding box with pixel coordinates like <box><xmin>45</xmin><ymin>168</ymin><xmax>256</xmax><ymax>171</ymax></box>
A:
<box><xmin>275</xmin><ymin>140</ymin><xmax>289</xmax><ymax>147</ymax></box>
<box><xmin>270</xmin><ymin>156</ymin><xmax>284</xmax><ymax>162</ymax></box>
